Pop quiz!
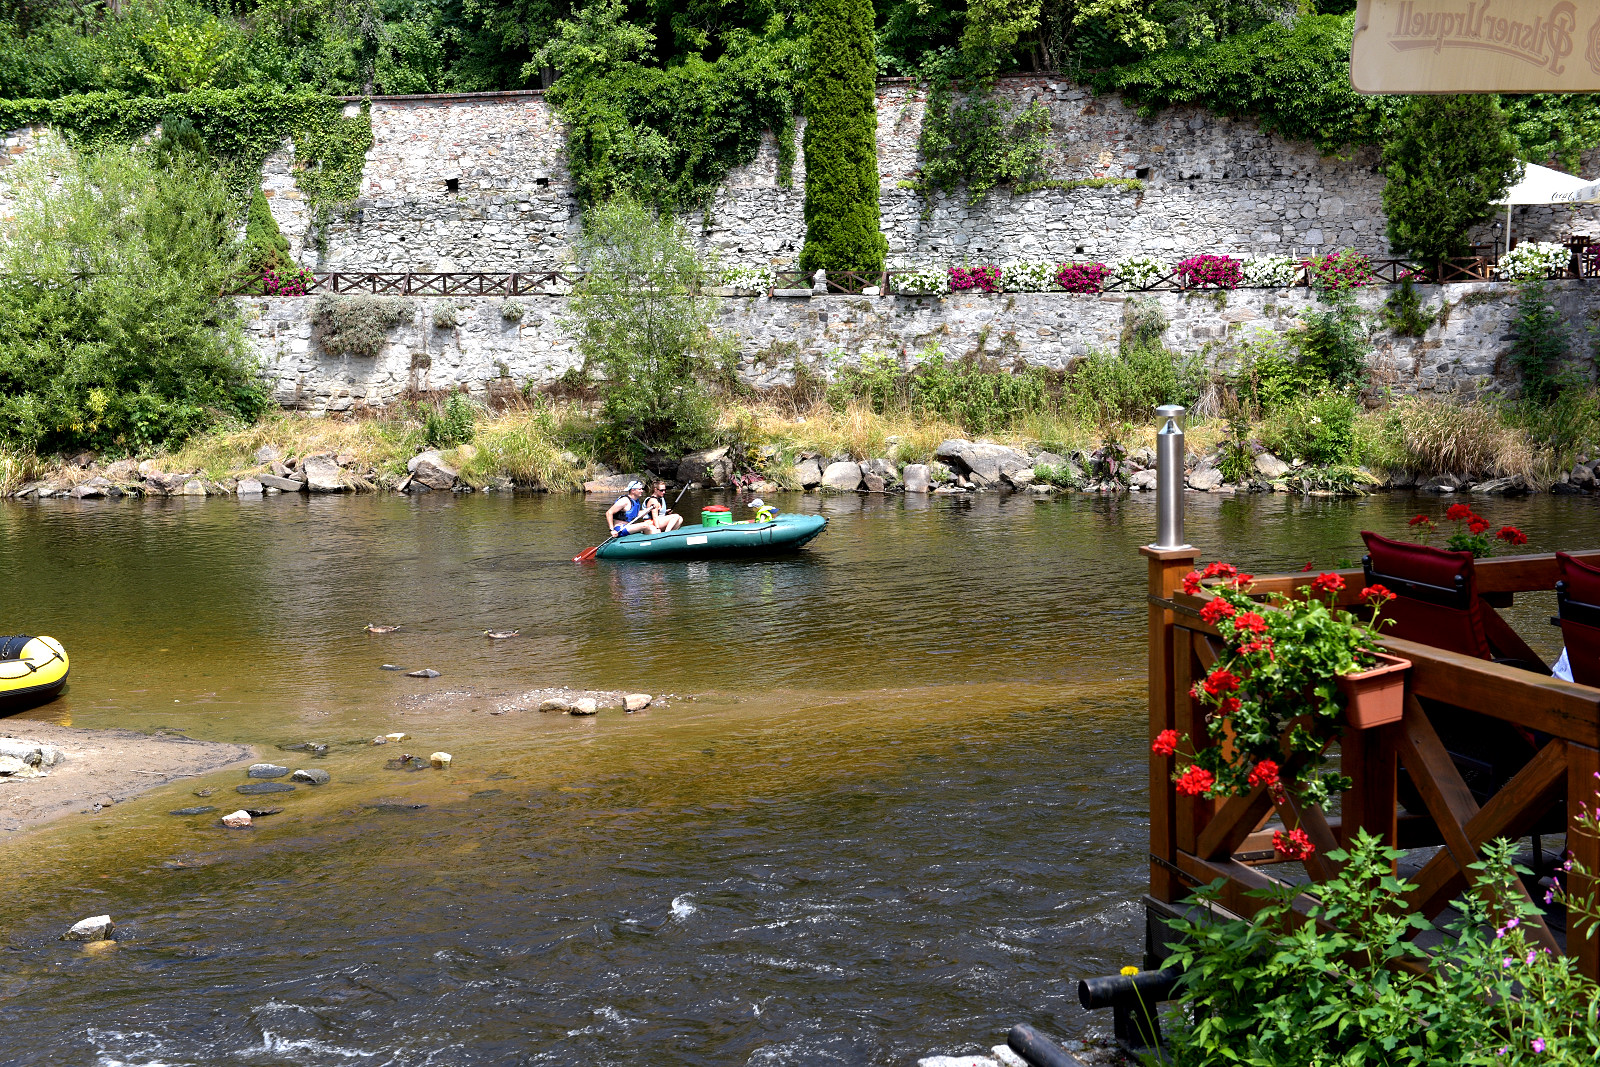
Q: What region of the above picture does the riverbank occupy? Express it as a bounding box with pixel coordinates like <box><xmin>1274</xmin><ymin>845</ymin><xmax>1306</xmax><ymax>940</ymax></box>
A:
<box><xmin>4</xmin><ymin>391</ymin><xmax>1599</xmax><ymax>501</ymax></box>
<box><xmin>0</xmin><ymin>724</ymin><xmax>251</xmax><ymax>835</ymax></box>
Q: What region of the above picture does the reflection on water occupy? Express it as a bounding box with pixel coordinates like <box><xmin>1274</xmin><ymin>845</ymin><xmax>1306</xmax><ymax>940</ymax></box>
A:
<box><xmin>0</xmin><ymin>489</ymin><xmax>1597</xmax><ymax>1065</ymax></box>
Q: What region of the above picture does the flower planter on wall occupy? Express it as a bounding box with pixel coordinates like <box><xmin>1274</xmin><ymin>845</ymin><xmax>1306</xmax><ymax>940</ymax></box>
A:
<box><xmin>1337</xmin><ymin>652</ymin><xmax>1411</xmax><ymax>729</ymax></box>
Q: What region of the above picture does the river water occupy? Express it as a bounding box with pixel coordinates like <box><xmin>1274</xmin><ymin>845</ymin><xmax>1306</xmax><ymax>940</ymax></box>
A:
<box><xmin>0</xmin><ymin>489</ymin><xmax>1596</xmax><ymax>1066</ymax></box>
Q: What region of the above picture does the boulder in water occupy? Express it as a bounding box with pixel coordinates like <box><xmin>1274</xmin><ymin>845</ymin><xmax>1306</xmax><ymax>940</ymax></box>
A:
<box><xmin>62</xmin><ymin>915</ymin><xmax>114</xmax><ymax>941</ymax></box>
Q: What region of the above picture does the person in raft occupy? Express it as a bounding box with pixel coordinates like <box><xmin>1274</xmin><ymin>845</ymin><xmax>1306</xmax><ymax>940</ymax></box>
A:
<box><xmin>605</xmin><ymin>481</ymin><xmax>659</xmax><ymax>537</ymax></box>
<box><xmin>645</xmin><ymin>480</ymin><xmax>685</xmax><ymax>532</ymax></box>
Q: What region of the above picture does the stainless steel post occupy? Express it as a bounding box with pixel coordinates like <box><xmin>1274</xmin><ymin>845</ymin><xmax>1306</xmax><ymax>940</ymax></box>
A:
<box><xmin>1152</xmin><ymin>404</ymin><xmax>1189</xmax><ymax>550</ymax></box>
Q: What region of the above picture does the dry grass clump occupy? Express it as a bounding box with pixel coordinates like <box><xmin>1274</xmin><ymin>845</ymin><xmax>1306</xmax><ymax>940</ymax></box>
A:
<box><xmin>157</xmin><ymin>414</ymin><xmax>422</xmax><ymax>479</ymax></box>
<box><xmin>0</xmin><ymin>450</ymin><xmax>44</xmax><ymax>495</ymax></box>
<box><xmin>457</xmin><ymin>409</ymin><xmax>586</xmax><ymax>491</ymax></box>
<box><xmin>1386</xmin><ymin>396</ymin><xmax>1541</xmax><ymax>484</ymax></box>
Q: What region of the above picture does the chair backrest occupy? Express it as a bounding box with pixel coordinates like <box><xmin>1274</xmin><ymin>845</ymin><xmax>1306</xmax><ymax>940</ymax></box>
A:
<box><xmin>1556</xmin><ymin>551</ymin><xmax>1600</xmax><ymax>688</ymax></box>
<box><xmin>1361</xmin><ymin>531</ymin><xmax>1491</xmax><ymax>658</ymax></box>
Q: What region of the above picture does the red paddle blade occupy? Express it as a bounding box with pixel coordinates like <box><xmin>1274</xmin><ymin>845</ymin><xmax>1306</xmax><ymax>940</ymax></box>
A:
<box><xmin>573</xmin><ymin>545</ymin><xmax>600</xmax><ymax>563</ymax></box>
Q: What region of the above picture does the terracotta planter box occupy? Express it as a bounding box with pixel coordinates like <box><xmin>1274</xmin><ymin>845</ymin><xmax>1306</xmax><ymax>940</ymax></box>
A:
<box><xmin>1337</xmin><ymin>652</ymin><xmax>1411</xmax><ymax>729</ymax></box>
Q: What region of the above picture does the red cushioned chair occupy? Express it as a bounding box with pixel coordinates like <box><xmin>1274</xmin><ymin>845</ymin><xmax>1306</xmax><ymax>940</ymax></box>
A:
<box><xmin>1556</xmin><ymin>551</ymin><xmax>1600</xmax><ymax>688</ymax></box>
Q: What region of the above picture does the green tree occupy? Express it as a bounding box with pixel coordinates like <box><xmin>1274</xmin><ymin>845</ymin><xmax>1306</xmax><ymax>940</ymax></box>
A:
<box><xmin>799</xmin><ymin>0</ymin><xmax>885</xmax><ymax>274</ymax></box>
<box><xmin>244</xmin><ymin>187</ymin><xmax>292</xmax><ymax>273</ymax></box>
<box><xmin>570</xmin><ymin>196</ymin><xmax>719</xmax><ymax>464</ymax></box>
<box><xmin>1383</xmin><ymin>94</ymin><xmax>1519</xmax><ymax>267</ymax></box>
<box><xmin>0</xmin><ymin>144</ymin><xmax>268</xmax><ymax>454</ymax></box>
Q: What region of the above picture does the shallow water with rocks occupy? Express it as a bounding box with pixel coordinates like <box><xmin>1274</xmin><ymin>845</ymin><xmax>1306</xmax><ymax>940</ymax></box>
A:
<box><xmin>0</xmin><ymin>489</ymin><xmax>1596</xmax><ymax>1066</ymax></box>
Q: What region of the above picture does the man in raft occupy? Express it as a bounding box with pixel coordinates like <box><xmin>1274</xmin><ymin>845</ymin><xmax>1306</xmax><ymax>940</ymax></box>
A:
<box><xmin>605</xmin><ymin>481</ymin><xmax>660</xmax><ymax>537</ymax></box>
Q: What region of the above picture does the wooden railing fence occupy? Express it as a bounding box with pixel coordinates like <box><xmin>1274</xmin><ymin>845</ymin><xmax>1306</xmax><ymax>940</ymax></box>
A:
<box><xmin>1145</xmin><ymin>548</ymin><xmax>1600</xmax><ymax>980</ymax></box>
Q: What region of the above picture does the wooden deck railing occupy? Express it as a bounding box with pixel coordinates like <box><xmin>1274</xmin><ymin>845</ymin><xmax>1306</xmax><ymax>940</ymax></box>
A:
<box><xmin>1144</xmin><ymin>548</ymin><xmax>1600</xmax><ymax>979</ymax></box>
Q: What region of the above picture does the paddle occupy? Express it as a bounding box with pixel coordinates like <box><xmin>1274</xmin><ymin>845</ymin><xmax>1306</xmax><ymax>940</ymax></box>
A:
<box><xmin>573</xmin><ymin>535</ymin><xmax>615</xmax><ymax>563</ymax></box>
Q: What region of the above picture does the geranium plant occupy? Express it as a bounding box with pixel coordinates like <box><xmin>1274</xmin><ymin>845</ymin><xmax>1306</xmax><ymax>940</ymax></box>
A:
<box><xmin>1157</xmin><ymin>563</ymin><xmax>1399</xmax><ymax>843</ymax></box>
<box><xmin>263</xmin><ymin>266</ymin><xmax>314</xmax><ymax>296</ymax></box>
<box><xmin>1176</xmin><ymin>254</ymin><xmax>1243</xmax><ymax>289</ymax></box>
<box><xmin>1304</xmin><ymin>249</ymin><xmax>1377</xmax><ymax>292</ymax></box>
<box><xmin>947</xmin><ymin>265</ymin><xmax>1001</xmax><ymax>293</ymax></box>
<box><xmin>1406</xmin><ymin>504</ymin><xmax>1528</xmax><ymax>558</ymax></box>
<box><xmin>1055</xmin><ymin>261</ymin><xmax>1109</xmax><ymax>293</ymax></box>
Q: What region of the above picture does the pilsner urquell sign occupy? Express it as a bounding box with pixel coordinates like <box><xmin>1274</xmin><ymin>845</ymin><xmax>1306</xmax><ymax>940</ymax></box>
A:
<box><xmin>1351</xmin><ymin>0</ymin><xmax>1600</xmax><ymax>91</ymax></box>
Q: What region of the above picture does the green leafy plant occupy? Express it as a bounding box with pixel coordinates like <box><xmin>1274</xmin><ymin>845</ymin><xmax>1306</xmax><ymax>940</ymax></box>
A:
<box><xmin>1291</xmin><ymin>292</ymin><xmax>1368</xmax><ymax>389</ymax></box>
<box><xmin>909</xmin><ymin>78</ymin><xmax>1051</xmax><ymax>209</ymax></box>
<box><xmin>1262</xmin><ymin>389</ymin><xmax>1359</xmax><ymax>467</ymax></box>
<box><xmin>1508</xmin><ymin>279</ymin><xmax>1572</xmax><ymax>404</ymax></box>
<box><xmin>1166</xmin><ymin>566</ymin><xmax>1394</xmax><ymax>808</ymax></box>
<box><xmin>311</xmin><ymin>297</ymin><xmax>413</xmax><ymax>359</ymax></box>
<box><xmin>799</xmin><ymin>0</ymin><xmax>886</xmax><ymax>273</ymax></box>
<box><xmin>0</xmin><ymin>142</ymin><xmax>268</xmax><ymax>454</ymax></box>
<box><xmin>569</xmin><ymin>195</ymin><xmax>718</xmax><ymax>465</ymax></box>
<box><xmin>1383</xmin><ymin>94</ymin><xmax>1519</xmax><ymax>268</ymax></box>
<box><xmin>244</xmin><ymin>187</ymin><xmax>291</xmax><ymax>274</ymax></box>
<box><xmin>1379</xmin><ymin>278</ymin><xmax>1438</xmax><ymax>337</ymax></box>
<box><xmin>423</xmin><ymin>389</ymin><xmax>477</xmax><ymax>448</ymax></box>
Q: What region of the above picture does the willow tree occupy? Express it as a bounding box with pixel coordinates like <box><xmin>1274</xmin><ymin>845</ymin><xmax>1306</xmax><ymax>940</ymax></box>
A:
<box><xmin>800</xmin><ymin>0</ymin><xmax>886</xmax><ymax>274</ymax></box>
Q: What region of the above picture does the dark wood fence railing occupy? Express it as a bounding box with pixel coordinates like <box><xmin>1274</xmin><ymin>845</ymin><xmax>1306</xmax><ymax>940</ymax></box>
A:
<box><xmin>1144</xmin><ymin>548</ymin><xmax>1600</xmax><ymax>981</ymax></box>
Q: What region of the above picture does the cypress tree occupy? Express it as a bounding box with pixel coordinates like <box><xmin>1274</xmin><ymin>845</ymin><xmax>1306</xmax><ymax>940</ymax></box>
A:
<box><xmin>245</xmin><ymin>189</ymin><xmax>292</xmax><ymax>274</ymax></box>
<box><xmin>800</xmin><ymin>0</ymin><xmax>886</xmax><ymax>274</ymax></box>
<box><xmin>1382</xmin><ymin>95</ymin><xmax>1519</xmax><ymax>268</ymax></box>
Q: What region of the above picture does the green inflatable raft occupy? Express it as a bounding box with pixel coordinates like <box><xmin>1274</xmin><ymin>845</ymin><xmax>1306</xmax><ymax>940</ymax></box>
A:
<box><xmin>594</xmin><ymin>511</ymin><xmax>827</xmax><ymax>561</ymax></box>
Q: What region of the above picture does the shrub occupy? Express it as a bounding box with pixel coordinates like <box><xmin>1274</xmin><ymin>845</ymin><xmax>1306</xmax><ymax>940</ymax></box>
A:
<box><xmin>0</xmin><ymin>144</ymin><xmax>268</xmax><ymax>454</ymax></box>
<box><xmin>432</xmin><ymin>305</ymin><xmax>460</xmax><ymax>330</ymax></box>
<box><xmin>1292</xmin><ymin>294</ymin><xmax>1369</xmax><ymax>389</ymax></box>
<box><xmin>1378</xmin><ymin>278</ymin><xmax>1438</xmax><ymax>337</ymax></box>
<box><xmin>799</xmin><ymin>0</ymin><xmax>886</xmax><ymax>273</ymax></box>
<box><xmin>311</xmin><ymin>297</ymin><xmax>413</xmax><ymax>359</ymax></box>
<box><xmin>1508</xmin><ymin>279</ymin><xmax>1572</xmax><ymax>403</ymax></box>
<box><xmin>244</xmin><ymin>187</ymin><xmax>291</xmax><ymax>274</ymax></box>
<box><xmin>1262</xmin><ymin>390</ymin><xmax>1360</xmax><ymax>466</ymax></box>
<box><xmin>499</xmin><ymin>301</ymin><xmax>525</xmax><ymax>322</ymax></box>
<box><xmin>948</xmin><ymin>265</ymin><xmax>1001</xmax><ymax>292</ymax></box>
<box><xmin>1240</xmin><ymin>254</ymin><xmax>1298</xmax><ymax>288</ymax></box>
<box><xmin>1055</xmin><ymin>262</ymin><xmax>1110</xmax><ymax>294</ymax></box>
<box><xmin>423</xmin><ymin>389</ymin><xmax>476</xmax><ymax>448</ymax></box>
<box><xmin>1499</xmin><ymin>240</ymin><xmax>1569</xmax><ymax>281</ymax></box>
<box><xmin>1176</xmin><ymin>254</ymin><xmax>1242</xmax><ymax>289</ymax></box>
<box><xmin>1229</xmin><ymin>338</ymin><xmax>1315</xmax><ymax>417</ymax></box>
<box><xmin>1383</xmin><ymin>95</ymin><xmax>1519</xmax><ymax>266</ymax></box>
<box><xmin>570</xmin><ymin>195</ymin><xmax>718</xmax><ymax>465</ymax></box>
<box><xmin>1071</xmin><ymin>344</ymin><xmax>1203</xmax><ymax>424</ymax></box>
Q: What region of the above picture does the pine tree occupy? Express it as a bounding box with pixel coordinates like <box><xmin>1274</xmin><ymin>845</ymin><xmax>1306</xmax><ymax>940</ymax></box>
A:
<box><xmin>800</xmin><ymin>0</ymin><xmax>886</xmax><ymax>274</ymax></box>
<box><xmin>245</xmin><ymin>188</ymin><xmax>292</xmax><ymax>274</ymax></box>
<box><xmin>1382</xmin><ymin>95</ymin><xmax>1519</xmax><ymax>268</ymax></box>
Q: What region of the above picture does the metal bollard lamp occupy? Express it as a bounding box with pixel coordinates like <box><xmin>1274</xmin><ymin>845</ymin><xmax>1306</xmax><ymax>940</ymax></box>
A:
<box><xmin>1151</xmin><ymin>404</ymin><xmax>1191</xmax><ymax>551</ymax></box>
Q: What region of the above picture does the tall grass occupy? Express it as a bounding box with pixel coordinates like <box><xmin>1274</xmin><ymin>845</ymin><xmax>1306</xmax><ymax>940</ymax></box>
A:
<box><xmin>1368</xmin><ymin>396</ymin><xmax>1543</xmax><ymax>484</ymax></box>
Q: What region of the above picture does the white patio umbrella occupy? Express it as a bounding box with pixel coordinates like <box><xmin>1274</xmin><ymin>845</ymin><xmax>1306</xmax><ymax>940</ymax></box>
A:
<box><xmin>1493</xmin><ymin>163</ymin><xmax>1598</xmax><ymax>253</ymax></box>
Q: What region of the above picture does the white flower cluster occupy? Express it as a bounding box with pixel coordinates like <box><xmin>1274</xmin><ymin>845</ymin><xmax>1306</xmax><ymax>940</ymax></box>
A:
<box><xmin>1241</xmin><ymin>255</ymin><xmax>1300</xmax><ymax>288</ymax></box>
<box><xmin>1115</xmin><ymin>255</ymin><xmax>1167</xmax><ymax>289</ymax></box>
<box><xmin>1004</xmin><ymin>262</ymin><xmax>1059</xmax><ymax>292</ymax></box>
<box><xmin>891</xmin><ymin>268</ymin><xmax>947</xmax><ymax>295</ymax></box>
<box><xmin>720</xmin><ymin>266</ymin><xmax>773</xmax><ymax>290</ymax></box>
<box><xmin>1497</xmin><ymin>241</ymin><xmax>1568</xmax><ymax>281</ymax></box>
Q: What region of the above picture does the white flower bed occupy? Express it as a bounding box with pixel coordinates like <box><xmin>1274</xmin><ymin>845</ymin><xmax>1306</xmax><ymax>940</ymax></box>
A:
<box><xmin>891</xmin><ymin>268</ymin><xmax>946</xmax><ymax>295</ymax></box>
<box><xmin>1497</xmin><ymin>241</ymin><xmax>1568</xmax><ymax>281</ymax></box>
<box><xmin>1004</xmin><ymin>262</ymin><xmax>1059</xmax><ymax>292</ymax></box>
<box><xmin>721</xmin><ymin>266</ymin><xmax>773</xmax><ymax>290</ymax></box>
<box><xmin>1241</xmin><ymin>255</ymin><xmax>1300</xmax><ymax>288</ymax></box>
<box><xmin>1114</xmin><ymin>255</ymin><xmax>1168</xmax><ymax>289</ymax></box>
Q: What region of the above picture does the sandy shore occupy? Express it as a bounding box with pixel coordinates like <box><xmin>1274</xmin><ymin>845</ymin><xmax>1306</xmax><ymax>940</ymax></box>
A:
<box><xmin>0</xmin><ymin>723</ymin><xmax>253</xmax><ymax>835</ymax></box>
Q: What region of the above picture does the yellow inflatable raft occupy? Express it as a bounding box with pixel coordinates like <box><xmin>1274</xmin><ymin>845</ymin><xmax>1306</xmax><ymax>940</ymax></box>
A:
<box><xmin>0</xmin><ymin>635</ymin><xmax>68</xmax><ymax>712</ymax></box>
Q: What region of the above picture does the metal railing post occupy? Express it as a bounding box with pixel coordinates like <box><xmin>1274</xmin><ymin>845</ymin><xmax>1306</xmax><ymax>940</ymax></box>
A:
<box><xmin>1152</xmin><ymin>404</ymin><xmax>1189</xmax><ymax>551</ymax></box>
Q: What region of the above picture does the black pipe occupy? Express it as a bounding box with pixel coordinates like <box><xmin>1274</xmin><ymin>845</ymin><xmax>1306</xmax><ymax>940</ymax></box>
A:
<box><xmin>1077</xmin><ymin>967</ymin><xmax>1182</xmax><ymax>1011</ymax></box>
<box><xmin>1006</xmin><ymin>1024</ymin><xmax>1088</xmax><ymax>1067</ymax></box>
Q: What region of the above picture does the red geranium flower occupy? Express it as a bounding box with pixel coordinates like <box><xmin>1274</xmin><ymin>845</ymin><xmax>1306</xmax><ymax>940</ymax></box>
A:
<box><xmin>1408</xmin><ymin>514</ymin><xmax>1433</xmax><ymax>528</ymax></box>
<box><xmin>1151</xmin><ymin>729</ymin><xmax>1179</xmax><ymax>756</ymax></box>
<box><xmin>1201</xmin><ymin>562</ymin><xmax>1238</xmax><ymax>580</ymax></box>
<box><xmin>1217</xmin><ymin>696</ymin><xmax>1241</xmax><ymax>715</ymax></box>
<box><xmin>1248</xmin><ymin>759</ymin><xmax>1280</xmax><ymax>788</ymax></box>
<box><xmin>1181</xmin><ymin>570</ymin><xmax>1202</xmax><ymax>595</ymax></box>
<box><xmin>1232</xmin><ymin>611</ymin><xmax>1268</xmax><ymax>635</ymax></box>
<box><xmin>1267</xmin><ymin>781</ymin><xmax>1288</xmax><ymax>805</ymax></box>
<box><xmin>1496</xmin><ymin>525</ymin><xmax>1528</xmax><ymax>546</ymax></box>
<box><xmin>1468</xmin><ymin>518</ymin><xmax>1490</xmax><ymax>534</ymax></box>
<box><xmin>1300</xmin><ymin>561</ymin><xmax>1315</xmax><ymax>571</ymax></box>
<box><xmin>1311</xmin><ymin>572</ymin><xmax>1345</xmax><ymax>595</ymax></box>
<box><xmin>1199</xmin><ymin>598</ymin><xmax>1237</xmax><ymax>625</ymax></box>
<box><xmin>1174</xmin><ymin>766</ymin><xmax>1215</xmax><ymax>796</ymax></box>
<box><xmin>1202</xmin><ymin>668</ymin><xmax>1240</xmax><ymax>696</ymax></box>
<box><xmin>1359</xmin><ymin>584</ymin><xmax>1395</xmax><ymax>604</ymax></box>
<box><xmin>1239</xmin><ymin>638</ymin><xmax>1274</xmax><ymax>657</ymax></box>
<box><xmin>1231</xmin><ymin>573</ymin><xmax>1255</xmax><ymax>590</ymax></box>
<box><xmin>1446</xmin><ymin>503</ymin><xmax>1474</xmax><ymax>521</ymax></box>
<box><xmin>1272</xmin><ymin>827</ymin><xmax>1315</xmax><ymax>860</ymax></box>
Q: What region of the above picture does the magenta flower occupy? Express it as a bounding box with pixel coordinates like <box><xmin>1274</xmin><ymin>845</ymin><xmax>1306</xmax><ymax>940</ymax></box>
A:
<box><xmin>1532</xmin><ymin>1037</ymin><xmax>1546</xmax><ymax>1053</ymax></box>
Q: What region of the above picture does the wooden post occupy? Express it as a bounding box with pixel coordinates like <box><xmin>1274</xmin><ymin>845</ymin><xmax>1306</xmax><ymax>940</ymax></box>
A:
<box><xmin>1340</xmin><ymin>721</ymin><xmax>1398</xmax><ymax>854</ymax></box>
<box><xmin>1568</xmin><ymin>743</ymin><xmax>1600</xmax><ymax>981</ymax></box>
<box><xmin>1144</xmin><ymin>545</ymin><xmax>1199</xmax><ymax>904</ymax></box>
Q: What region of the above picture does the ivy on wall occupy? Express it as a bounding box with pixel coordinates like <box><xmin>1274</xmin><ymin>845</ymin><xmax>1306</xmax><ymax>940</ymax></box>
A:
<box><xmin>908</xmin><ymin>77</ymin><xmax>1052</xmax><ymax>209</ymax></box>
<box><xmin>0</xmin><ymin>88</ymin><xmax>373</xmax><ymax>214</ymax></box>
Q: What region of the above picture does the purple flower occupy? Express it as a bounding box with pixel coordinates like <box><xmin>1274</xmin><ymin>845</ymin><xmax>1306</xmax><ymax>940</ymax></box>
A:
<box><xmin>1532</xmin><ymin>1037</ymin><xmax>1546</xmax><ymax>1053</ymax></box>
<box><xmin>1502</xmin><ymin>956</ymin><xmax>1515</xmax><ymax>968</ymax></box>
<box><xmin>1526</xmin><ymin>950</ymin><xmax>1537</xmax><ymax>965</ymax></box>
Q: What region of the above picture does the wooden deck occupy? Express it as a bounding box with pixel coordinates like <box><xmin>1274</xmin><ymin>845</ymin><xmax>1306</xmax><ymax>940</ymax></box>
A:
<box><xmin>1143</xmin><ymin>548</ymin><xmax>1600</xmax><ymax>979</ymax></box>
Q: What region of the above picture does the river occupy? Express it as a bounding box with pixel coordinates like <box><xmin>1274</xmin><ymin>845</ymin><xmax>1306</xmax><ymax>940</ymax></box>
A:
<box><xmin>0</xmin><ymin>489</ymin><xmax>1596</xmax><ymax>1066</ymax></box>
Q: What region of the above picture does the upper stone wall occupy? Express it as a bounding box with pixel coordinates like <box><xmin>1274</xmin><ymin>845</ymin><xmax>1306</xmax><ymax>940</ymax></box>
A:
<box><xmin>273</xmin><ymin>76</ymin><xmax>1600</xmax><ymax>272</ymax></box>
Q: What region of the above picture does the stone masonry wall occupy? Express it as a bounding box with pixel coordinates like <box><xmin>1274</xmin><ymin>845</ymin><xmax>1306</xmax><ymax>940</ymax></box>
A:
<box><xmin>242</xmin><ymin>281</ymin><xmax>1600</xmax><ymax>414</ymax></box>
<box><xmin>254</xmin><ymin>77</ymin><xmax>1600</xmax><ymax>274</ymax></box>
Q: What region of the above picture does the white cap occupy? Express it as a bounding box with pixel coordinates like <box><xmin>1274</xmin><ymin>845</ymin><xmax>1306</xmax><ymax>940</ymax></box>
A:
<box><xmin>749</xmin><ymin>498</ymin><xmax>764</xmax><ymax>508</ymax></box>
<box><xmin>626</xmin><ymin>480</ymin><xmax>644</xmax><ymax>491</ymax></box>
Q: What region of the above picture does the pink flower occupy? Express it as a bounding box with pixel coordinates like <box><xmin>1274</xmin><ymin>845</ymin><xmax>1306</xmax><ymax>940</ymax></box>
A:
<box><xmin>1532</xmin><ymin>1038</ymin><xmax>1546</xmax><ymax>1054</ymax></box>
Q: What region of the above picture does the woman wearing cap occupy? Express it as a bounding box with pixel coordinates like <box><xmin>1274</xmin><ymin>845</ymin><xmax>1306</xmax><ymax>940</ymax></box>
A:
<box><xmin>604</xmin><ymin>481</ymin><xmax>659</xmax><ymax>537</ymax></box>
<box><xmin>644</xmin><ymin>480</ymin><xmax>685</xmax><ymax>532</ymax></box>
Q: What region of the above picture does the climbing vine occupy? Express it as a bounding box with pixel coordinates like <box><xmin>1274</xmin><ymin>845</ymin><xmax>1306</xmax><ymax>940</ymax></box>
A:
<box><xmin>908</xmin><ymin>76</ymin><xmax>1053</xmax><ymax>209</ymax></box>
<box><xmin>0</xmin><ymin>88</ymin><xmax>372</xmax><ymax>213</ymax></box>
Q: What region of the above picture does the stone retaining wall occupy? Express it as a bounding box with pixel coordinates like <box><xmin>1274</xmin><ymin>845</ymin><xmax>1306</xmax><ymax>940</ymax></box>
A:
<box><xmin>243</xmin><ymin>280</ymin><xmax>1600</xmax><ymax>414</ymax></box>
